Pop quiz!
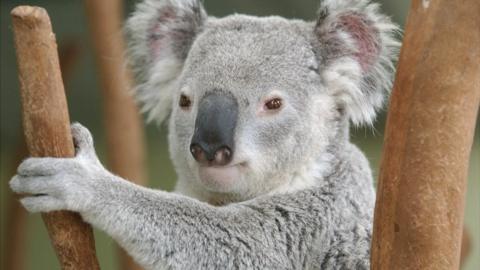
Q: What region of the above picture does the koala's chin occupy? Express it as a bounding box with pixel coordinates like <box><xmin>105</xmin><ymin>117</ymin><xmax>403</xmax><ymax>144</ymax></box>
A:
<box><xmin>197</xmin><ymin>165</ymin><xmax>243</xmax><ymax>193</ymax></box>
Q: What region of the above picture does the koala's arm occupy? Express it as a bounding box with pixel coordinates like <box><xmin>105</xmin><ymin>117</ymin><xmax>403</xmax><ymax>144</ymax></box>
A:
<box><xmin>10</xmin><ymin>124</ymin><xmax>336</xmax><ymax>269</ymax></box>
<box><xmin>81</xmin><ymin>180</ymin><xmax>334</xmax><ymax>269</ymax></box>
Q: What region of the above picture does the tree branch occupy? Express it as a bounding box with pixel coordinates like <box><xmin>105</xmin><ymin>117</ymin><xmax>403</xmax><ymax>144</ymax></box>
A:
<box><xmin>11</xmin><ymin>6</ymin><xmax>100</xmax><ymax>270</ymax></box>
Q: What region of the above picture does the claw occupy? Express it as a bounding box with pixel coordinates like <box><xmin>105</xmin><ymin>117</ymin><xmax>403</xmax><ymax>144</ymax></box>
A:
<box><xmin>71</xmin><ymin>123</ymin><xmax>96</xmax><ymax>159</ymax></box>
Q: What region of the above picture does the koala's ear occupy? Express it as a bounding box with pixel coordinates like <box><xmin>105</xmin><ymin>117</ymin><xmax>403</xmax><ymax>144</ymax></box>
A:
<box><xmin>313</xmin><ymin>0</ymin><xmax>399</xmax><ymax>126</ymax></box>
<box><xmin>126</xmin><ymin>0</ymin><xmax>207</xmax><ymax>123</ymax></box>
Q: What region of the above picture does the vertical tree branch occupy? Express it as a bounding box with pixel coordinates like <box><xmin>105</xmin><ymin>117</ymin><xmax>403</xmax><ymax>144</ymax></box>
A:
<box><xmin>460</xmin><ymin>228</ymin><xmax>472</xmax><ymax>268</ymax></box>
<box><xmin>371</xmin><ymin>0</ymin><xmax>480</xmax><ymax>269</ymax></box>
<box><xmin>11</xmin><ymin>6</ymin><xmax>100</xmax><ymax>270</ymax></box>
<box><xmin>83</xmin><ymin>0</ymin><xmax>147</xmax><ymax>269</ymax></box>
<box><xmin>3</xmin><ymin>40</ymin><xmax>82</xmax><ymax>270</ymax></box>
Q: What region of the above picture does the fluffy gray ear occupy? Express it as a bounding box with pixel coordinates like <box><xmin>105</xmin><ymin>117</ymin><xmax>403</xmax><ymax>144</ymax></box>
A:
<box><xmin>314</xmin><ymin>0</ymin><xmax>399</xmax><ymax>126</ymax></box>
<box><xmin>126</xmin><ymin>0</ymin><xmax>207</xmax><ymax>123</ymax></box>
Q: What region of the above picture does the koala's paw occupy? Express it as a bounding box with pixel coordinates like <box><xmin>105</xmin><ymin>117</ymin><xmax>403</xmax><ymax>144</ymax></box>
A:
<box><xmin>9</xmin><ymin>123</ymin><xmax>108</xmax><ymax>213</ymax></box>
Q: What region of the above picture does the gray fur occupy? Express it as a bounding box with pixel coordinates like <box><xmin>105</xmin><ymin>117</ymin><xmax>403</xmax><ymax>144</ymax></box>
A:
<box><xmin>10</xmin><ymin>0</ymin><xmax>399</xmax><ymax>269</ymax></box>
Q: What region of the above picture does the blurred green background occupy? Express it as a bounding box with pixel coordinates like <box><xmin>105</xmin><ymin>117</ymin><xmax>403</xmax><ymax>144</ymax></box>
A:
<box><xmin>0</xmin><ymin>0</ymin><xmax>478</xmax><ymax>269</ymax></box>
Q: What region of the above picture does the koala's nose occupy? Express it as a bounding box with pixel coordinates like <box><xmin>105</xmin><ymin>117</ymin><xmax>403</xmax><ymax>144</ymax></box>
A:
<box><xmin>190</xmin><ymin>144</ymin><xmax>232</xmax><ymax>166</ymax></box>
<box><xmin>190</xmin><ymin>91</ymin><xmax>238</xmax><ymax>167</ymax></box>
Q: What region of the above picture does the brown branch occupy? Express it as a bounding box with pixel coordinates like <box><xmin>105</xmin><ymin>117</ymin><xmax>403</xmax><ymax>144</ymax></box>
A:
<box><xmin>83</xmin><ymin>0</ymin><xmax>147</xmax><ymax>269</ymax></box>
<box><xmin>11</xmin><ymin>6</ymin><xmax>100</xmax><ymax>270</ymax></box>
<box><xmin>460</xmin><ymin>228</ymin><xmax>472</xmax><ymax>268</ymax></box>
<box><xmin>371</xmin><ymin>0</ymin><xmax>480</xmax><ymax>269</ymax></box>
<box><xmin>3</xmin><ymin>40</ymin><xmax>83</xmax><ymax>270</ymax></box>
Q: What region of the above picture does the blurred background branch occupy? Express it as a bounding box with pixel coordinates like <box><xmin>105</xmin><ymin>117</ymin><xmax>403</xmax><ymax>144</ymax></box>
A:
<box><xmin>84</xmin><ymin>0</ymin><xmax>146</xmax><ymax>268</ymax></box>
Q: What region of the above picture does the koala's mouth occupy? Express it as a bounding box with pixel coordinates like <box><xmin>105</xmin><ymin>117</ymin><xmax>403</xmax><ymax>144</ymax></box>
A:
<box><xmin>197</xmin><ymin>163</ymin><xmax>247</xmax><ymax>191</ymax></box>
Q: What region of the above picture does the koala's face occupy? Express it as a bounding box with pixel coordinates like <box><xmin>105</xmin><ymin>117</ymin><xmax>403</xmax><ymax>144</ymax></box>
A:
<box><xmin>127</xmin><ymin>0</ymin><xmax>398</xmax><ymax>200</ymax></box>
<box><xmin>168</xmin><ymin>16</ymin><xmax>338</xmax><ymax>197</ymax></box>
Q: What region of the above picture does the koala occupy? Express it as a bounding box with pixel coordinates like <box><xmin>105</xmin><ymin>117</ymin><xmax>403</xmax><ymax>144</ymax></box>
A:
<box><xmin>10</xmin><ymin>0</ymin><xmax>399</xmax><ymax>269</ymax></box>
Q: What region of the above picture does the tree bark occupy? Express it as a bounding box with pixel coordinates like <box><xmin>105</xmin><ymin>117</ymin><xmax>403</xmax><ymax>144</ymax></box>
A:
<box><xmin>371</xmin><ymin>1</ymin><xmax>480</xmax><ymax>270</ymax></box>
<box><xmin>11</xmin><ymin>6</ymin><xmax>100</xmax><ymax>270</ymax></box>
<box><xmin>4</xmin><ymin>40</ymin><xmax>82</xmax><ymax>270</ymax></box>
<box><xmin>83</xmin><ymin>0</ymin><xmax>147</xmax><ymax>269</ymax></box>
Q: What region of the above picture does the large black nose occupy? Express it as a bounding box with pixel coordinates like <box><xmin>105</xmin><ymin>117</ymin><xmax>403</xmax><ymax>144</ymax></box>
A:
<box><xmin>190</xmin><ymin>91</ymin><xmax>238</xmax><ymax>166</ymax></box>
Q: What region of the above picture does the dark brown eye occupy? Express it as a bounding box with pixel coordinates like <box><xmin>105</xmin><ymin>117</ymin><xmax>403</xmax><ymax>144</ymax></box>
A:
<box><xmin>265</xmin><ymin>98</ymin><xmax>283</xmax><ymax>110</ymax></box>
<box><xmin>179</xmin><ymin>94</ymin><xmax>192</xmax><ymax>109</ymax></box>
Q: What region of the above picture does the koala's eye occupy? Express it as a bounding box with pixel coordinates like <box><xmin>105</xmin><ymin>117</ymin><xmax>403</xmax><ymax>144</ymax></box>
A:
<box><xmin>179</xmin><ymin>94</ymin><xmax>192</xmax><ymax>109</ymax></box>
<box><xmin>265</xmin><ymin>98</ymin><xmax>283</xmax><ymax>111</ymax></box>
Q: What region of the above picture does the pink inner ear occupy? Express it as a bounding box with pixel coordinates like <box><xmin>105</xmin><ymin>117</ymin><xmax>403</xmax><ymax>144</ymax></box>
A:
<box><xmin>148</xmin><ymin>7</ymin><xmax>178</xmax><ymax>58</ymax></box>
<box><xmin>338</xmin><ymin>13</ymin><xmax>380</xmax><ymax>71</ymax></box>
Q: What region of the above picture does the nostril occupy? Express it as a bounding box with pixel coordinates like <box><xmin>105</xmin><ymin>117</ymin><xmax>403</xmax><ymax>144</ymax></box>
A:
<box><xmin>190</xmin><ymin>143</ymin><xmax>233</xmax><ymax>166</ymax></box>
<box><xmin>214</xmin><ymin>146</ymin><xmax>232</xmax><ymax>166</ymax></box>
<box><xmin>190</xmin><ymin>144</ymin><xmax>207</xmax><ymax>164</ymax></box>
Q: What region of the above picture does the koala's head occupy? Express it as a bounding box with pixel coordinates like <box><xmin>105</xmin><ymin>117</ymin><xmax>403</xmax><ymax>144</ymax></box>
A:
<box><xmin>127</xmin><ymin>0</ymin><xmax>398</xmax><ymax>201</ymax></box>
